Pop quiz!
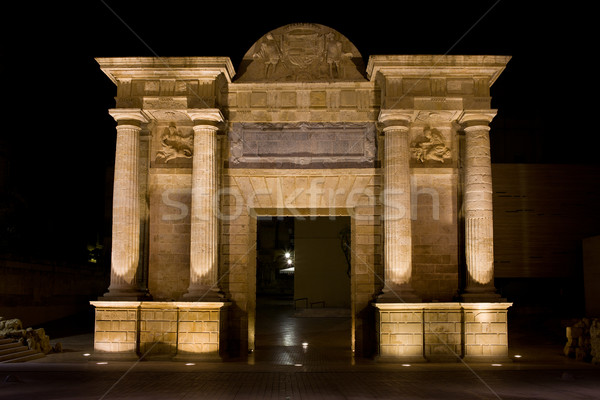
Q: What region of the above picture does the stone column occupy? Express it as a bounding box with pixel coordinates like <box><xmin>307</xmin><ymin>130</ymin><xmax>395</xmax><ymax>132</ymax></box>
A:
<box><xmin>459</xmin><ymin>111</ymin><xmax>501</xmax><ymax>301</ymax></box>
<box><xmin>378</xmin><ymin>111</ymin><xmax>420</xmax><ymax>302</ymax></box>
<box><xmin>102</xmin><ymin>109</ymin><xmax>149</xmax><ymax>300</ymax></box>
<box><xmin>183</xmin><ymin>109</ymin><xmax>225</xmax><ymax>301</ymax></box>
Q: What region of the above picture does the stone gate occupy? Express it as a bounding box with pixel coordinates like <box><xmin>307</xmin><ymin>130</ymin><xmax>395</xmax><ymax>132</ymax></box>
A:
<box><xmin>91</xmin><ymin>23</ymin><xmax>512</xmax><ymax>362</ymax></box>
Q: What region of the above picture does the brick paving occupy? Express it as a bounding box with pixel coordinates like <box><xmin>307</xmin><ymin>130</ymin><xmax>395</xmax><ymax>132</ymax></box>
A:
<box><xmin>3</xmin><ymin>361</ymin><xmax>600</xmax><ymax>400</ymax></box>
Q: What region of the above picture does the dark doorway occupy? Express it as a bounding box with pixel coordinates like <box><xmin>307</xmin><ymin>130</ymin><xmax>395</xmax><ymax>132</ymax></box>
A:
<box><xmin>254</xmin><ymin>216</ymin><xmax>353</xmax><ymax>365</ymax></box>
<box><xmin>256</xmin><ymin>217</ymin><xmax>295</xmax><ymax>300</ymax></box>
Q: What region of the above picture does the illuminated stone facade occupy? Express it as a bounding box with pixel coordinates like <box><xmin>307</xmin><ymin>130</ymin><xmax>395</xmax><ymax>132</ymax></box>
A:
<box><xmin>92</xmin><ymin>23</ymin><xmax>511</xmax><ymax>362</ymax></box>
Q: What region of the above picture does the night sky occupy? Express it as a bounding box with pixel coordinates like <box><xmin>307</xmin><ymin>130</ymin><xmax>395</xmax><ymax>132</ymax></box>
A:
<box><xmin>0</xmin><ymin>1</ymin><xmax>594</xmax><ymax>263</ymax></box>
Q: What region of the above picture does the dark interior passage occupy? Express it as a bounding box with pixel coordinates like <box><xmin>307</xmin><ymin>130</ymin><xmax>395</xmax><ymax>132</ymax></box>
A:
<box><xmin>255</xmin><ymin>217</ymin><xmax>353</xmax><ymax>365</ymax></box>
<box><xmin>253</xmin><ymin>297</ymin><xmax>352</xmax><ymax>365</ymax></box>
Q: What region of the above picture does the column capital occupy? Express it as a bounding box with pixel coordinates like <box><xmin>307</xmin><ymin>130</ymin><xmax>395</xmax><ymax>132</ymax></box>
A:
<box><xmin>458</xmin><ymin>110</ymin><xmax>497</xmax><ymax>130</ymax></box>
<box><xmin>186</xmin><ymin>108</ymin><xmax>224</xmax><ymax>128</ymax></box>
<box><xmin>108</xmin><ymin>108</ymin><xmax>149</xmax><ymax>126</ymax></box>
<box><xmin>378</xmin><ymin>110</ymin><xmax>415</xmax><ymax>133</ymax></box>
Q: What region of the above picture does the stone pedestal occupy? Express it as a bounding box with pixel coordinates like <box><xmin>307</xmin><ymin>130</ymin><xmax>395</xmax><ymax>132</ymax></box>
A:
<box><xmin>423</xmin><ymin>304</ymin><xmax>463</xmax><ymax>362</ymax></box>
<box><xmin>462</xmin><ymin>303</ymin><xmax>512</xmax><ymax>362</ymax></box>
<box><xmin>174</xmin><ymin>303</ymin><xmax>230</xmax><ymax>360</ymax></box>
<box><xmin>374</xmin><ymin>302</ymin><xmax>511</xmax><ymax>363</ymax></box>
<box><xmin>374</xmin><ymin>303</ymin><xmax>427</xmax><ymax>362</ymax></box>
<box><xmin>91</xmin><ymin>301</ymin><xmax>230</xmax><ymax>360</ymax></box>
<box><xmin>90</xmin><ymin>301</ymin><xmax>139</xmax><ymax>360</ymax></box>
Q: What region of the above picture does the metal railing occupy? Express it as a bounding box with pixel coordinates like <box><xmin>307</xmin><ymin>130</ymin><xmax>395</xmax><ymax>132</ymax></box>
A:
<box><xmin>294</xmin><ymin>298</ymin><xmax>327</xmax><ymax>309</ymax></box>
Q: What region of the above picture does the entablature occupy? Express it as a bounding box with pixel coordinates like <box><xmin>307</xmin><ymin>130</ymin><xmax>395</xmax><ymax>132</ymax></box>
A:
<box><xmin>97</xmin><ymin>57</ymin><xmax>235</xmax><ymax>109</ymax></box>
<box><xmin>367</xmin><ymin>55</ymin><xmax>510</xmax><ymax>107</ymax></box>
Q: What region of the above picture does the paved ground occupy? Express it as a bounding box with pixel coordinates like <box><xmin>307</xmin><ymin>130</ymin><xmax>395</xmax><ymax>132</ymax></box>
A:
<box><xmin>1</xmin><ymin>302</ymin><xmax>599</xmax><ymax>399</ymax></box>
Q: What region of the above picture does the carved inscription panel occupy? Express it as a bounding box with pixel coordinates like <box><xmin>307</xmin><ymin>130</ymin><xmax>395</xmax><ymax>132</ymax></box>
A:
<box><xmin>228</xmin><ymin>123</ymin><xmax>376</xmax><ymax>168</ymax></box>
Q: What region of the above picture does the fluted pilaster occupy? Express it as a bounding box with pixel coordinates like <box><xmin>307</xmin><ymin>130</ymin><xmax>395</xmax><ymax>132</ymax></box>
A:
<box><xmin>183</xmin><ymin>109</ymin><xmax>224</xmax><ymax>301</ymax></box>
<box><xmin>102</xmin><ymin>109</ymin><xmax>149</xmax><ymax>300</ymax></box>
<box><xmin>378</xmin><ymin>111</ymin><xmax>420</xmax><ymax>302</ymax></box>
<box><xmin>460</xmin><ymin>111</ymin><xmax>501</xmax><ymax>301</ymax></box>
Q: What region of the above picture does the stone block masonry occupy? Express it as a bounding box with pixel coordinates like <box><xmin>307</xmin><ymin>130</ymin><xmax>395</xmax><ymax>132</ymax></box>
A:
<box><xmin>375</xmin><ymin>303</ymin><xmax>426</xmax><ymax>362</ymax></box>
<box><xmin>92</xmin><ymin>304</ymin><xmax>138</xmax><ymax>355</ymax></box>
<box><xmin>148</xmin><ymin>171</ymin><xmax>192</xmax><ymax>300</ymax></box>
<box><xmin>374</xmin><ymin>302</ymin><xmax>511</xmax><ymax>363</ymax></box>
<box><xmin>95</xmin><ymin>24</ymin><xmax>512</xmax><ymax>360</ymax></box>
<box><xmin>91</xmin><ymin>301</ymin><xmax>229</xmax><ymax>360</ymax></box>
<box><xmin>462</xmin><ymin>303</ymin><xmax>511</xmax><ymax>362</ymax></box>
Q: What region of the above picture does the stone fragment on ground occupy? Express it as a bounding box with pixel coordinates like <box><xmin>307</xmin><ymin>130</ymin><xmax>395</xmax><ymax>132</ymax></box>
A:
<box><xmin>0</xmin><ymin>316</ymin><xmax>58</xmax><ymax>354</ymax></box>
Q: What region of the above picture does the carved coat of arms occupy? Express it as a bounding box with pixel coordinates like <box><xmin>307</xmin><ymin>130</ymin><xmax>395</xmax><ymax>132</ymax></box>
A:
<box><xmin>282</xmin><ymin>29</ymin><xmax>323</xmax><ymax>70</ymax></box>
<box><xmin>238</xmin><ymin>24</ymin><xmax>365</xmax><ymax>82</ymax></box>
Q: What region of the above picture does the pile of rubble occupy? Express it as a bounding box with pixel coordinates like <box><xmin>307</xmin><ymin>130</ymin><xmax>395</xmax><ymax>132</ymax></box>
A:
<box><xmin>0</xmin><ymin>317</ymin><xmax>60</xmax><ymax>354</ymax></box>
<box><xmin>564</xmin><ymin>317</ymin><xmax>600</xmax><ymax>364</ymax></box>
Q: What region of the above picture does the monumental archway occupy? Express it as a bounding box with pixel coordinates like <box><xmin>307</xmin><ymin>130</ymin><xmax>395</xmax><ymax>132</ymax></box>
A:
<box><xmin>91</xmin><ymin>23</ymin><xmax>512</xmax><ymax>362</ymax></box>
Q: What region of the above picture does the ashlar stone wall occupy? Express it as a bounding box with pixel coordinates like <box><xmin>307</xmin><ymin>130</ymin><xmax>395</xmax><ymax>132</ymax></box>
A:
<box><xmin>220</xmin><ymin>168</ymin><xmax>383</xmax><ymax>356</ymax></box>
<box><xmin>411</xmin><ymin>170</ymin><xmax>459</xmax><ymax>301</ymax></box>
<box><xmin>148</xmin><ymin>170</ymin><xmax>192</xmax><ymax>300</ymax></box>
<box><xmin>94</xmin><ymin>24</ymin><xmax>511</xmax><ymax>361</ymax></box>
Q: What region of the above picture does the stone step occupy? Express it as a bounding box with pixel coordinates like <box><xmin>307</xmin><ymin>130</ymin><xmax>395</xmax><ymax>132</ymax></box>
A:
<box><xmin>0</xmin><ymin>345</ymin><xmax>27</xmax><ymax>356</ymax></box>
<box><xmin>0</xmin><ymin>341</ymin><xmax>22</xmax><ymax>351</ymax></box>
<box><xmin>0</xmin><ymin>338</ymin><xmax>15</xmax><ymax>345</ymax></box>
<box><xmin>0</xmin><ymin>340</ymin><xmax>44</xmax><ymax>363</ymax></box>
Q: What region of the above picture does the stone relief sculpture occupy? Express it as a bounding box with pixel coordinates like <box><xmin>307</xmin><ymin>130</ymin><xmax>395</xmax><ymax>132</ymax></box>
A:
<box><xmin>237</xmin><ymin>24</ymin><xmax>365</xmax><ymax>82</ymax></box>
<box><xmin>364</xmin><ymin>129</ymin><xmax>377</xmax><ymax>162</ymax></box>
<box><xmin>326</xmin><ymin>32</ymin><xmax>352</xmax><ymax>79</ymax></box>
<box><xmin>155</xmin><ymin>122</ymin><xmax>193</xmax><ymax>163</ymax></box>
<box><xmin>229</xmin><ymin>128</ymin><xmax>243</xmax><ymax>165</ymax></box>
<box><xmin>410</xmin><ymin>127</ymin><xmax>451</xmax><ymax>163</ymax></box>
<box><xmin>252</xmin><ymin>33</ymin><xmax>281</xmax><ymax>78</ymax></box>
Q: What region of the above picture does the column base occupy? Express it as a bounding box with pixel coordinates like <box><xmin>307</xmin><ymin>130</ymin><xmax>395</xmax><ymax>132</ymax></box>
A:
<box><xmin>377</xmin><ymin>284</ymin><xmax>421</xmax><ymax>303</ymax></box>
<box><xmin>99</xmin><ymin>287</ymin><xmax>152</xmax><ymax>301</ymax></box>
<box><xmin>460</xmin><ymin>288</ymin><xmax>505</xmax><ymax>303</ymax></box>
<box><xmin>182</xmin><ymin>286</ymin><xmax>226</xmax><ymax>302</ymax></box>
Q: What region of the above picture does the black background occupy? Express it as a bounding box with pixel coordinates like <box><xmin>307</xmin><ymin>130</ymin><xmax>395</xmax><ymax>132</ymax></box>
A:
<box><xmin>1</xmin><ymin>1</ymin><xmax>594</xmax><ymax>262</ymax></box>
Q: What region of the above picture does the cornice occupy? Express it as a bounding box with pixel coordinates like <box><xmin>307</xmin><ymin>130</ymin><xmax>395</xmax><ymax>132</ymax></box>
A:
<box><xmin>366</xmin><ymin>55</ymin><xmax>511</xmax><ymax>86</ymax></box>
<box><xmin>96</xmin><ymin>57</ymin><xmax>236</xmax><ymax>84</ymax></box>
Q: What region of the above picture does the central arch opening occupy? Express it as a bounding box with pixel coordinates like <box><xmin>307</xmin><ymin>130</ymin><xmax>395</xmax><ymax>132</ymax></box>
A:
<box><xmin>254</xmin><ymin>216</ymin><xmax>352</xmax><ymax>364</ymax></box>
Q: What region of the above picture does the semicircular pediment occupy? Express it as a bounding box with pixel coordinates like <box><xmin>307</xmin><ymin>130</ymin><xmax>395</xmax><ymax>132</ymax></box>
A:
<box><xmin>235</xmin><ymin>23</ymin><xmax>366</xmax><ymax>83</ymax></box>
